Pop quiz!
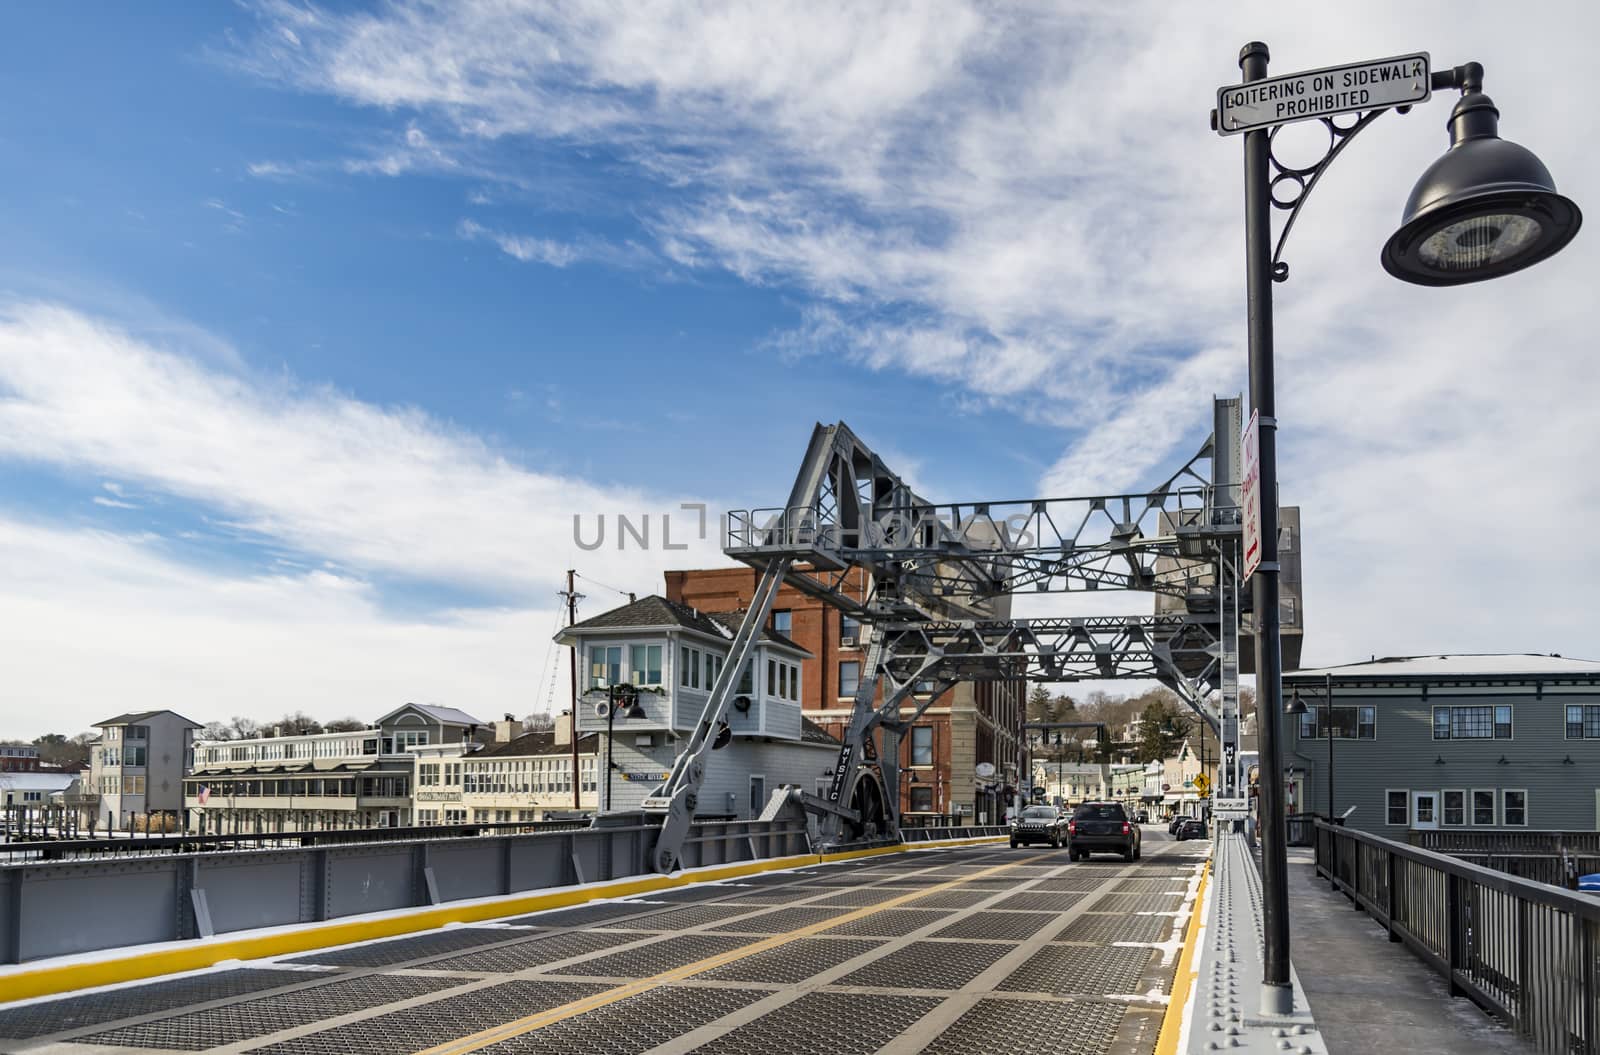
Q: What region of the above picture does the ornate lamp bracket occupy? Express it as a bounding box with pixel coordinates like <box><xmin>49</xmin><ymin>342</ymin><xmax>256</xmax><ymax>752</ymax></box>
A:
<box><xmin>1266</xmin><ymin>109</ymin><xmax>1390</xmax><ymax>282</ymax></box>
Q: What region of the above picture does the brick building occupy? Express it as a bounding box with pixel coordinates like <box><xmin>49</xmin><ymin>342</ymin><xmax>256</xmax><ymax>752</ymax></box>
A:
<box><xmin>665</xmin><ymin>567</ymin><xmax>1026</xmax><ymax>824</ymax></box>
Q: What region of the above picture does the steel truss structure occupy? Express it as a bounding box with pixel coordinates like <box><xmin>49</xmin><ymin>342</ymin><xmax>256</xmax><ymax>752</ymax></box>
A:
<box><xmin>644</xmin><ymin>399</ymin><xmax>1253</xmax><ymax>873</ymax></box>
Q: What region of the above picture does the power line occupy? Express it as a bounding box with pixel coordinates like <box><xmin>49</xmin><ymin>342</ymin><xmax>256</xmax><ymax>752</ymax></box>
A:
<box><xmin>574</xmin><ymin>572</ymin><xmax>639</xmax><ymax>603</ymax></box>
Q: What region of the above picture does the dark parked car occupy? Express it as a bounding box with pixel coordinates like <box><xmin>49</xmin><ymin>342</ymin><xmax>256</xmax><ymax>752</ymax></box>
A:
<box><xmin>1068</xmin><ymin>801</ymin><xmax>1141</xmax><ymax>861</ymax></box>
<box><xmin>1010</xmin><ymin>805</ymin><xmax>1069</xmax><ymax>848</ymax></box>
<box><xmin>1174</xmin><ymin>817</ymin><xmax>1207</xmax><ymax>841</ymax></box>
<box><xmin>1167</xmin><ymin>814</ymin><xmax>1187</xmax><ymax>835</ymax></box>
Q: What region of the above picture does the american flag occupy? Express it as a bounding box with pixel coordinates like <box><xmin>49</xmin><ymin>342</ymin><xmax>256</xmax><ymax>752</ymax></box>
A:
<box><xmin>197</xmin><ymin>785</ymin><xmax>210</xmax><ymax>805</ymax></box>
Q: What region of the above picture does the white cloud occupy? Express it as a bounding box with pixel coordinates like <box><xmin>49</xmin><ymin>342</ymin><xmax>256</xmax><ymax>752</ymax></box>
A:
<box><xmin>458</xmin><ymin>218</ymin><xmax>581</xmax><ymax>267</ymax></box>
<box><xmin>215</xmin><ymin>1</ymin><xmax>1600</xmax><ymax>676</ymax></box>
<box><xmin>0</xmin><ymin>516</ymin><xmax>560</xmax><ymax>738</ymax></box>
<box><xmin>0</xmin><ymin>302</ymin><xmax>729</xmax><ymax>601</ymax></box>
<box><xmin>91</xmin><ymin>495</ymin><xmax>139</xmax><ymax>510</ymax></box>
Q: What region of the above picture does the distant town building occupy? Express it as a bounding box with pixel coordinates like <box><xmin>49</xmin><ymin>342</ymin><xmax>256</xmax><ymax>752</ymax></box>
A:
<box><xmin>1285</xmin><ymin>655</ymin><xmax>1600</xmax><ymax>835</ymax></box>
<box><xmin>0</xmin><ymin>770</ymin><xmax>75</xmax><ymax>817</ymax></box>
<box><xmin>557</xmin><ymin>594</ymin><xmax>838</xmax><ymax>819</ymax></box>
<box><xmin>665</xmin><ymin>568</ymin><xmax>1026</xmax><ymax>824</ymax></box>
<box><xmin>183</xmin><ymin>703</ymin><xmax>483</xmax><ymax>833</ymax></box>
<box><xmin>411</xmin><ymin>716</ymin><xmax>600</xmax><ymax>824</ymax></box>
<box><xmin>85</xmin><ymin>710</ymin><xmax>202</xmax><ymax>832</ymax></box>
<box><xmin>0</xmin><ymin>743</ymin><xmax>41</xmax><ymax>772</ymax></box>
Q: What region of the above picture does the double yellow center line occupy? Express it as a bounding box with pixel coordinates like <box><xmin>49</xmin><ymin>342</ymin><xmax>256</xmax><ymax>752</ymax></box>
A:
<box><xmin>414</xmin><ymin>853</ymin><xmax>1043</xmax><ymax>1055</ymax></box>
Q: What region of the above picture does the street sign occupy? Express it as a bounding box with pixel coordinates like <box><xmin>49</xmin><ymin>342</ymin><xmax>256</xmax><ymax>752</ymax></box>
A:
<box><xmin>1216</xmin><ymin>53</ymin><xmax>1430</xmax><ymax>136</ymax></box>
<box><xmin>1193</xmin><ymin>773</ymin><xmax>1211</xmax><ymax>795</ymax></box>
<box><xmin>1241</xmin><ymin>409</ymin><xmax>1262</xmax><ymax>579</ymax></box>
<box><xmin>975</xmin><ymin>762</ymin><xmax>996</xmax><ymax>779</ymax></box>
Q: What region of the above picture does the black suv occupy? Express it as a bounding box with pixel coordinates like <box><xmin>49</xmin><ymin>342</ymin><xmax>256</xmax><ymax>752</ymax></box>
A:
<box><xmin>1010</xmin><ymin>805</ymin><xmax>1069</xmax><ymax>848</ymax></box>
<box><xmin>1068</xmin><ymin>801</ymin><xmax>1141</xmax><ymax>861</ymax></box>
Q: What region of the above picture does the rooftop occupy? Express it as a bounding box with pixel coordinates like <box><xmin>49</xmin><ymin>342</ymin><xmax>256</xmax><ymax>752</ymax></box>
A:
<box><xmin>95</xmin><ymin>709</ymin><xmax>203</xmax><ymax>728</ymax></box>
<box><xmin>561</xmin><ymin>594</ymin><xmax>810</xmax><ymax>655</ymax></box>
<box><xmin>379</xmin><ymin>702</ymin><xmax>489</xmax><ymax>728</ymax></box>
<box><xmin>1289</xmin><ymin>653</ymin><xmax>1600</xmax><ymax>680</ymax></box>
<box><xmin>473</xmin><ymin>729</ymin><xmax>600</xmax><ymax>758</ymax></box>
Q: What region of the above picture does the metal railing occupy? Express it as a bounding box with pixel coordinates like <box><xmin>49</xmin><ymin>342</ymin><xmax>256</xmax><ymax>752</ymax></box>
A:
<box><xmin>0</xmin><ymin>818</ymin><xmax>593</xmax><ymax>862</ymax></box>
<box><xmin>1316</xmin><ymin>819</ymin><xmax>1600</xmax><ymax>1054</ymax></box>
<box><xmin>1409</xmin><ymin>830</ymin><xmax>1600</xmax><ymax>888</ymax></box>
<box><xmin>0</xmin><ymin>820</ymin><xmax>1000</xmax><ymax>964</ymax></box>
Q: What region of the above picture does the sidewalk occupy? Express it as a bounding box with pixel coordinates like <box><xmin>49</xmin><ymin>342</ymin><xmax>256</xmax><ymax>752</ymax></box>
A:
<box><xmin>1287</xmin><ymin>848</ymin><xmax>1531</xmax><ymax>1054</ymax></box>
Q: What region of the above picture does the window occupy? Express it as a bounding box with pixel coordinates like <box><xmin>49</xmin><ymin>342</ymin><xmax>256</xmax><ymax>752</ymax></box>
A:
<box><xmin>1503</xmin><ymin>789</ymin><xmax>1527</xmax><ymax>827</ymax></box>
<box><xmin>839</xmin><ymin>661</ymin><xmax>861</xmax><ymax>697</ymax></box>
<box><xmin>1296</xmin><ymin>704</ymin><xmax>1376</xmax><ymax>739</ymax></box>
<box><xmin>1433</xmin><ymin>705</ymin><xmax>1513</xmax><ymax>740</ymax></box>
<box><xmin>778</xmin><ymin>663</ymin><xmax>788</xmax><ymax>699</ymax></box>
<box><xmin>681</xmin><ymin>646</ymin><xmax>692</xmax><ymax>687</ymax></box>
<box><xmin>738</xmin><ymin>661</ymin><xmax>754</xmax><ymax>694</ymax></box>
<box><xmin>749</xmin><ymin>775</ymin><xmax>766</xmax><ymax>814</ymax></box>
<box><xmin>772</xmin><ymin>610</ymin><xmax>791</xmax><ymax>635</ymax></box>
<box><xmin>1472</xmin><ymin>789</ymin><xmax>1496</xmax><ymax>825</ymax></box>
<box><xmin>789</xmin><ymin>663</ymin><xmax>800</xmax><ymax>701</ymax></box>
<box><xmin>911</xmin><ymin>726</ymin><xmax>934</xmax><ymax>766</ymax></box>
<box><xmin>768</xmin><ymin>659</ymin><xmax>776</xmax><ymax>697</ymax></box>
<box><xmin>630</xmin><ymin>645</ymin><xmax>662</xmax><ymax>686</ymax></box>
<box><xmin>1567</xmin><ymin>705</ymin><xmax>1600</xmax><ymax>739</ymax></box>
<box><xmin>395</xmin><ymin>730</ymin><xmax>429</xmax><ymax>749</ymax></box>
<box><xmin>909</xmin><ymin>785</ymin><xmax>934</xmax><ymax>812</ymax></box>
<box><xmin>840</xmin><ymin>615</ymin><xmax>861</xmax><ymax>643</ymax></box>
<box><xmin>690</xmin><ymin>649</ymin><xmax>701</xmax><ymax>689</ymax></box>
<box><xmin>1385</xmin><ymin>790</ymin><xmax>1408</xmax><ymax>826</ymax></box>
<box><xmin>1442</xmin><ymin>790</ymin><xmax>1466</xmax><ymax>826</ymax></box>
<box><xmin>590</xmin><ymin>645</ymin><xmax>622</xmax><ymax>689</ymax></box>
<box><xmin>705</xmin><ymin>652</ymin><xmax>722</xmax><ymax>688</ymax></box>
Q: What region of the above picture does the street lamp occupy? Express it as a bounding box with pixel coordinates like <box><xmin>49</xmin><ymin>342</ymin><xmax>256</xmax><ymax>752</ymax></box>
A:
<box><xmin>1223</xmin><ymin>42</ymin><xmax>1580</xmax><ymax>1016</ymax></box>
<box><xmin>1284</xmin><ymin>677</ymin><xmax>1336</xmax><ymax>822</ymax></box>
<box><xmin>600</xmin><ymin>683</ymin><xmax>649</xmax><ymax>813</ymax></box>
<box><xmin>1383</xmin><ymin>75</ymin><xmax>1581</xmax><ymax>285</ymax></box>
<box><xmin>1054</xmin><ymin>732</ymin><xmax>1064</xmax><ymax>808</ymax></box>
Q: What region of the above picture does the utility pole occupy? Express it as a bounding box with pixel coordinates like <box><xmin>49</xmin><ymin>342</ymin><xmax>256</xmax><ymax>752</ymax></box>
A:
<box><xmin>560</xmin><ymin>570</ymin><xmax>585</xmax><ymax>811</ymax></box>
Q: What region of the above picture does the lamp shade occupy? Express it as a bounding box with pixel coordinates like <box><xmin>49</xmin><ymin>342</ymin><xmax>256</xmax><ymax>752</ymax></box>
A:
<box><xmin>1383</xmin><ymin>93</ymin><xmax>1580</xmax><ymax>285</ymax></box>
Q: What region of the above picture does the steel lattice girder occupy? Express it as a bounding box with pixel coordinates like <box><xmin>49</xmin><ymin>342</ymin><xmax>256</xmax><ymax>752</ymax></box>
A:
<box><xmin>724</xmin><ymin>423</ymin><xmax>1241</xmax><ymax>617</ymax></box>
<box><xmin>871</xmin><ymin>616</ymin><xmax>1223</xmax><ymax>727</ymax></box>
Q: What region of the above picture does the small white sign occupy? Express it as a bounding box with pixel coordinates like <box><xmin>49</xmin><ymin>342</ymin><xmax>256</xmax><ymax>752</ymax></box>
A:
<box><xmin>975</xmin><ymin>762</ymin><xmax>996</xmax><ymax>779</ymax></box>
<box><xmin>1216</xmin><ymin>53</ymin><xmax>1430</xmax><ymax>136</ymax></box>
<box><xmin>1241</xmin><ymin>409</ymin><xmax>1262</xmax><ymax>580</ymax></box>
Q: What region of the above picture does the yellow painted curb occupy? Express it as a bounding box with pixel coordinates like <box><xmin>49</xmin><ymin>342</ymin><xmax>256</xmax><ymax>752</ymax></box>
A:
<box><xmin>1155</xmin><ymin>858</ymin><xmax>1212</xmax><ymax>1055</ymax></box>
<box><xmin>0</xmin><ymin>835</ymin><xmax>1006</xmax><ymax>1004</ymax></box>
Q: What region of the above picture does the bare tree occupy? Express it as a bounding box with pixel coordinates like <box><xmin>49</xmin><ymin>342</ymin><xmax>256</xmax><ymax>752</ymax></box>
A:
<box><xmin>324</xmin><ymin>717</ymin><xmax>366</xmax><ymax>732</ymax></box>
<box><xmin>225</xmin><ymin>716</ymin><xmax>261</xmax><ymax>740</ymax></box>
<box><xmin>523</xmin><ymin>712</ymin><xmax>556</xmax><ymax>732</ymax></box>
<box><xmin>274</xmin><ymin>711</ymin><xmax>323</xmax><ymax>736</ymax></box>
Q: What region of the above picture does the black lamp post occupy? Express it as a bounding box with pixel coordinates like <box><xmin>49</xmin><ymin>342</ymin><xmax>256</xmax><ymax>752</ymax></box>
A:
<box><xmin>1054</xmin><ymin>732</ymin><xmax>1064</xmax><ymax>807</ymax></box>
<box><xmin>1229</xmin><ymin>42</ymin><xmax>1579</xmax><ymax>1015</ymax></box>
<box><xmin>602</xmin><ymin>683</ymin><xmax>649</xmax><ymax>813</ymax></box>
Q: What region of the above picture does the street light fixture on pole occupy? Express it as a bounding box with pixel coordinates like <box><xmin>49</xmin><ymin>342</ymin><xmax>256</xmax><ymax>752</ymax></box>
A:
<box><xmin>1285</xmin><ymin>674</ymin><xmax>1336</xmax><ymax>820</ymax></box>
<box><xmin>600</xmin><ymin>684</ymin><xmax>649</xmax><ymax>813</ymax></box>
<box><xmin>1219</xmin><ymin>42</ymin><xmax>1580</xmax><ymax>1016</ymax></box>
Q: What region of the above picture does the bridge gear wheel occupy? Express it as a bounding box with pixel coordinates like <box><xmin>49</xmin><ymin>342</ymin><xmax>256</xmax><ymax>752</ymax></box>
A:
<box><xmin>846</xmin><ymin>770</ymin><xmax>889</xmax><ymax>842</ymax></box>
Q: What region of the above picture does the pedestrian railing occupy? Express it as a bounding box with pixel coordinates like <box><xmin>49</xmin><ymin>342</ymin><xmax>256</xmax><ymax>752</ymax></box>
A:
<box><xmin>0</xmin><ymin>818</ymin><xmax>593</xmax><ymax>863</ymax></box>
<box><xmin>1316</xmin><ymin>819</ymin><xmax>1600</xmax><ymax>1055</ymax></box>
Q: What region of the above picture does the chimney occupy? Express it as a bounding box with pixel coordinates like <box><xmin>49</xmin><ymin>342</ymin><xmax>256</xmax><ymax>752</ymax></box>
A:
<box><xmin>554</xmin><ymin>710</ymin><xmax>572</xmax><ymax>747</ymax></box>
<box><xmin>494</xmin><ymin>714</ymin><xmax>520</xmax><ymax>743</ymax></box>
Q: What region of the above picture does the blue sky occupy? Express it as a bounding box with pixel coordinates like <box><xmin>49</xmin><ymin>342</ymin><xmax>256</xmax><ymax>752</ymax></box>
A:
<box><xmin>0</xmin><ymin>3</ymin><xmax>1595</xmax><ymax>736</ymax></box>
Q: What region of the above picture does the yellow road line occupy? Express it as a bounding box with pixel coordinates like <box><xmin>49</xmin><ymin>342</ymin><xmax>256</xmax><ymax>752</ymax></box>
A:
<box><xmin>1155</xmin><ymin>858</ymin><xmax>1211</xmax><ymax>1055</ymax></box>
<box><xmin>0</xmin><ymin>836</ymin><xmax>1006</xmax><ymax>1004</ymax></box>
<box><xmin>413</xmin><ymin>850</ymin><xmax>1040</xmax><ymax>1055</ymax></box>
